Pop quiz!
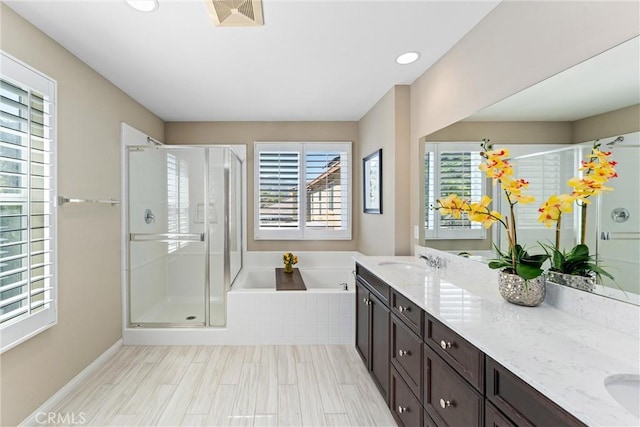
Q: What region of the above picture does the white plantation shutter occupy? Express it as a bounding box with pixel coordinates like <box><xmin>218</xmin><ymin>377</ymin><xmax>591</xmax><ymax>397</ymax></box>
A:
<box><xmin>504</xmin><ymin>148</ymin><xmax>578</xmax><ymax>249</ymax></box>
<box><xmin>255</xmin><ymin>142</ymin><xmax>351</xmax><ymax>240</ymax></box>
<box><xmin>0</xmin><ymin>53</ymin><xmax>57</xmax><ymax>353</ymax></box>
<box><xmin>425</xmin><ymin>143</ymin><xmax>486</xmax><ymax>239</ymax></box>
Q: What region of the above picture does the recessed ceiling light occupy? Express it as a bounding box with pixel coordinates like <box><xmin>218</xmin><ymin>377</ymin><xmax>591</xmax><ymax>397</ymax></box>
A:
<box><xmin>126</xmin><ymin>0</ymin><xmax>158</xmax><ymax>12</ymax></box>
<box><xmin>396</xmin><ymin>52</ymin><xmax>420</xmax><ymax>65</ymax></box>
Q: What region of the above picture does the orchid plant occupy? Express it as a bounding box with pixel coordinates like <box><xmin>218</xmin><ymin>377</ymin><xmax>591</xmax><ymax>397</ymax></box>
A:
<box><xmin>537</xmin><ymin>138</ymin><xmax>618</xmax><ymax>281</ymax></box>
<box><xmin>435</xmin><ymin>139</ymin><xmax>548</xmax><ymax>280</ymax></box>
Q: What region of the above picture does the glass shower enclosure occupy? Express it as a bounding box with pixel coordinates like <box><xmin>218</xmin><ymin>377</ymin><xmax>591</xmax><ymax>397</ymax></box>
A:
<box><xmin>127</xmin><ymin>145</ymin><xmax>242</xmax><ymax>327</ymax></box>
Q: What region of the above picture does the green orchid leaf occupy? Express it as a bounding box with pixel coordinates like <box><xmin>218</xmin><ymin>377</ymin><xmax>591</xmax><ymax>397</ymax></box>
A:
<box><xmin>516</xmin><ymin>264</ymin><xmax>544</xmax><ymax>280</ymax></box>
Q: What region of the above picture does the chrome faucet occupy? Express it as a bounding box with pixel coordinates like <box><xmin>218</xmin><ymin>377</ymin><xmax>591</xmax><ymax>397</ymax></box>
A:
<box><xmin>419</xmin><ymin>254</ymin><xmax>445</xmax><ymax>269</ymax></box>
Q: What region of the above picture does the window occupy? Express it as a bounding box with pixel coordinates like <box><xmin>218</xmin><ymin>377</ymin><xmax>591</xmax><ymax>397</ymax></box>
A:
<box><xmin>497</xmin><ymin>146</ymin><xmax>578</xmax><ymax>250</ymax></box>
<box><xmin>1</xmin><ymin>53</ymin><xmax>57</xmax><ymax>353</ymax></box>
<box><xmin>424</xmin><ymin>142</ymin><xmax>486</xmax><ymax>239</ymax></box>
<box><xmin>166</xmin><ymin>153</ymin><xmax>189</xmax><ymax>253</ymax></box>
<box><xmin>255</xmin><ymin>142</ymin><xmax>351</xmax><ymax>240</ymax></box>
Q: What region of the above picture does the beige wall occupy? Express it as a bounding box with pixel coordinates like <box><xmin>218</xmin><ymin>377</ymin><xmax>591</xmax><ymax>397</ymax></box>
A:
<box><xmin>426</xmin><ymin>121</ymin><xmax>573</xmax><ymax>145</ymax></box>
<box><xmin>573</xmin><ymin>104</ymin><xmax>640</xmax><ymax>143</ymax></box>
<box><xmin>165</xmin><ymin>121</ymin><xmax>359</xmax><ymax>252</ymax></box>
<box><xmin>409</xmin><ymin>1</ymin><xmax>640</xmax><ymax>254</ymax></box>
<box><xmin>357</xmin><ymin>86</ymin><xmax>411</xmax><ymax>255</ymax></box>
<box><xmin>0</xmin><ymin>5</ymin><xmax>164</xmax><ymax>426</ymax></box>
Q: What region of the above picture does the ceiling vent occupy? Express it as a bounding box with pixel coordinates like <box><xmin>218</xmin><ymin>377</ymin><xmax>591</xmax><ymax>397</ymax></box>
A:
<box><xmin>207</xmin><ymin>0</ymin><xmax>264</xmax><ymax>26</ymax></box>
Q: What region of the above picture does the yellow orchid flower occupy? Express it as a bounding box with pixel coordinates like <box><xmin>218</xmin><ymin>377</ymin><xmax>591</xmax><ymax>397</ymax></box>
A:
<box><xmin>437</xmin><ymin>194</ymin><xmax>469</xmax><ymax>219</ymax></box>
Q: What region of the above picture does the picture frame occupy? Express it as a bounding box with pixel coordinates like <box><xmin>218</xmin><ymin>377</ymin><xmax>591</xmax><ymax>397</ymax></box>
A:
<box><xmin>363</xmin><ymin>149</ymin><xmax>382</xmax><ymax>214</ymax></box>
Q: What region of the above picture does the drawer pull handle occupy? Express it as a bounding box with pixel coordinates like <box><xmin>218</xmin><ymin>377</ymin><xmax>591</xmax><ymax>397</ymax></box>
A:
<box><xmin>439</xmin><ymin>399</ymin><xmax>452</xmax><ymax>409</ymax></box>
<box><xmin>398</xmin><ymin>349</ymin><xmax>409</xmax><ymax>357</ymax></box>
<box><xmin>398</xmin><ymin>406</ymin><xmax>408</xmax><ymax>414</ymax></box>
<box><xmin>398</xmin><ymin>305</ymin><xmax>410</xmax><ymax>313</ymax></box>
<box><xmin>440</xmin><ymin>340</ymin><xmax>452</xmax><ymax>350</ymax></box>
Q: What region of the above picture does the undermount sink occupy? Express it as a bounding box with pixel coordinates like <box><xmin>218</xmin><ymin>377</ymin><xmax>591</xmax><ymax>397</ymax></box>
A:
<box><xmin>604</xmin><ymin>374</ymin><xmax>640</xmax><ymax>418</ymax></box>
<box><xmin>377</xmin><ymin>261</ymin><xmax>428</xmax><ymax>273</ymax></box>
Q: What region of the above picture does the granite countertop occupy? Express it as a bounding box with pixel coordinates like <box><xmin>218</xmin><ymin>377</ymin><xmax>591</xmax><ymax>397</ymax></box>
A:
<box><xmin>353</xmin><ymin>253</ymin><xmax>640</xmax><ymax>427</ymax></box>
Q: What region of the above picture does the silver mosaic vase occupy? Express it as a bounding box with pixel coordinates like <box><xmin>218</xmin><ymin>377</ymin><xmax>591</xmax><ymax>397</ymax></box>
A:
<box><xmin>546</xmin><ymin>271</ymin><xmax>596</xmax><ymax>292</ymax></box>
<box><xmin>498</xmin><ymin>271</ymin><xmax>545</xmax><ymax>307</ymax></box>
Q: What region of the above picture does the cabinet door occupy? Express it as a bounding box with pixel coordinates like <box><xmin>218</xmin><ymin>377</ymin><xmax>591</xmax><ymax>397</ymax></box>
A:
<box><xmin>370</xmin><ymin>292</ymin><xmax>390</xmax><ymax>401</ymax></box>
<box><xmin>486</xmin><ymin>357</ymin><xmax>585</xmax><ymax>427</ymax></box>
<box><xmin>390</xmin><ymin>367</ymin><xmax>423</xmax><ymax>427</ymax></box>
<box><xmin>355</xmin><ymin>279</ymin><xmax>370</xmax><ymax>368</ymax></box>
<box><xmin>424</xmin><ymin>344</ymin><xmax>483</xmax><ymax>427</ymax></box>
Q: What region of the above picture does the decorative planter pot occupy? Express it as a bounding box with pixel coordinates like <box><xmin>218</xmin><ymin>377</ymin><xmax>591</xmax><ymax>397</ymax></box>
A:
<box><xmin>498</xmin><ymin>271</ymin><xmax>545</xmax><ymax>307</ymax></box>
<box><xmin>283</xmin><ymin>264</ymin><xmax>294</xmax><ymax>273</ymax></box>
<box><xmin>546</xmin><ymin>271</ymin><xmax>596</xmax><ymax>292</ymax></box>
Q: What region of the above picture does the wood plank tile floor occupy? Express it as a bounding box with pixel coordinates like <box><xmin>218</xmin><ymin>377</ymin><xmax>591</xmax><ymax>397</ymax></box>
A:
<box><xmin>50</xmin><ymin>345</ymin><xmax>397</xmax><ymax>427</ymax></box>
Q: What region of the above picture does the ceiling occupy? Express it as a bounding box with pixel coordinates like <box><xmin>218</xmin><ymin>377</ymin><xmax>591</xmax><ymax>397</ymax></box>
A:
<box><xmin>4</xmin><ymin>0</ymin><xmax>500</xmax><ymax>122</ymax></box>
<box><xmin>466</xmin><ymin>35</ymin><xmax>640</xmax><ymax>122</ymax></box>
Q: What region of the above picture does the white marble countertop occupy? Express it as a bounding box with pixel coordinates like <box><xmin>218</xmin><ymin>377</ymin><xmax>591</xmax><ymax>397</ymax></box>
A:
<box><xmin>353</xmin><ymin>253</ymin><xmax>640</xmax><ymax>427</ymax></box>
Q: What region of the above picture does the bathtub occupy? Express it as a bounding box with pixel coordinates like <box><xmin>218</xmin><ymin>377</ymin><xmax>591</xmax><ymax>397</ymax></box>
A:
<box><xmin>227</xmin><ymin>268</ymin><xmax>355</xmax><ymax>344</ymax></box>
<box><xmin>232</xmin><ymin>268</ymin><xmax>354</xmax><ymax>291</ymax></box>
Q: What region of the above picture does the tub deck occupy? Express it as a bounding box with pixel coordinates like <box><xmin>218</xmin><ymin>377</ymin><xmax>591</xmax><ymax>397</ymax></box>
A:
<box><xmin>275</xmin><ymin>268</ymin><xmax>307</xmax><ymax>291</ymax></box>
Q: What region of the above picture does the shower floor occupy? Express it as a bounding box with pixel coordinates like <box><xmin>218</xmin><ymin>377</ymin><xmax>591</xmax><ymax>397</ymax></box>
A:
<box><xmin>133</xmin><ymin>296</ymin><xmax>226</xmax><ymax>326</ymax></box>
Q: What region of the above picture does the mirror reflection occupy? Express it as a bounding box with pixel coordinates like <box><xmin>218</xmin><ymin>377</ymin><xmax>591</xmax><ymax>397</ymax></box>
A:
<box><xmin>422</xmin><ymin>36</ymin><xmax>640</xmax><ymax>304</ymax></box>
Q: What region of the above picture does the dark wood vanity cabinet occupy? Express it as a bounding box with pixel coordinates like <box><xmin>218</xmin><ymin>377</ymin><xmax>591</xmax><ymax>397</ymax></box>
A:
<box><xmin>355</xmin><ymin>265</ymin><xmax>390</xmax><ymax>402</ymax></box>
<box><xmin>356</xmin><ymin>264</ymin><xmax>586</xmax><ymax>427</ymax></box>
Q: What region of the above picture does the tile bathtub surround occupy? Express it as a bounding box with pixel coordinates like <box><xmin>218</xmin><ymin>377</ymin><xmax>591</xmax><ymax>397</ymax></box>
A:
<box><xmin>355</xmin><ymin>251</ymin><xmax>640</xmax><ymax>426</ymax></box>
<box><xmin>228</xmin><ymin>291</ymin><xmax>354</xmax><ymax>345</ymax></box>
<box><xmin>37</xmin><ymin>345</ymin><xmax>396</xmax><ymax>427</ymax></box>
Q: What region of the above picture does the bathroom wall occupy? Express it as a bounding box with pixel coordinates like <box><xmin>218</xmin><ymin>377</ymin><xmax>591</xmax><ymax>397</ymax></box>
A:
<box><xmin>573</xmin><ymin>104</ymin><xmax>640</xmax><ymax>143</ymax></box>
<box><xmin>409</xmin><ymin>1</ymin><xmax>640</xmax><ymax>254</ymax></box>
<box><xmin>0</xmin><ymin>5</ymin><xmax>164</xmax><ymax>426</ymax></box>
<box><xmin>164</xmin><ymin>121</ymin><xmax>359</xmax><ymax>252</ymax></box>
<box><xmin>357</xmin><ymin>85</ymin><xmax>411</xmax><ymax>255</ymax></box>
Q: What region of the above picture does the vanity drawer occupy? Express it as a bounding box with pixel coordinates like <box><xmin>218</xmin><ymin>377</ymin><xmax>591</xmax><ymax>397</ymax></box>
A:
<box><xmin>424</xmin><ymin>314</ymin><xmax>484</xmax><ymax>391</ymax></box>
<box><xmin>391</xmin><ymin>314</ymin><xmax>423</xmax><ymax>401</ymax></box>
<box><xmin>390</xmin><ymin>366</ymin><xmax>423</xmax><ymax>427</ymax></box>
<box><xmin>424</xmin><ymin>344</ymin><xmax>483</xmax><ymax>427</ymax></box>
<box><xmin>485</xmin><ymin>401</ymin><xmax>516</xmax><ymax>427</ymax></box>
<box><xmin>391</xmin><ymin>290</ymin><xmax>423</xmax><ymax>335</ymax></box>
<box><xmin>486</xmin><ymin>357</ymin><xmax>586</xmax><ymax>427</ymax></box>
<box><xmin>356</xmin><ymin>263</ymin><xmax>390</xmax><ymax>305</ymax></box>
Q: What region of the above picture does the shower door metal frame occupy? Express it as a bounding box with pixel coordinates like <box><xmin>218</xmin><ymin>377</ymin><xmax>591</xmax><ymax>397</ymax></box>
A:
<box><xmin>125</xmin><ymin>145</ymin><xmax>243</xmax><ymax>328</ymax></box>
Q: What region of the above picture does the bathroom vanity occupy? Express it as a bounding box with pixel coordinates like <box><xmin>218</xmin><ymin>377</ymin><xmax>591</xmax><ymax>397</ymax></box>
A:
<box><xmin>353</xmin><ymin>252</ymin><xmax>640</xmax><ymax>427</ymax></box>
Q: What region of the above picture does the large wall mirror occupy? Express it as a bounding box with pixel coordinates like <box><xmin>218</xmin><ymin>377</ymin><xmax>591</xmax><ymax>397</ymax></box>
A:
<box><xmin>420</xmin><ymin>35</ymin><xmax>640</xmax><ymax>305</ymax></box>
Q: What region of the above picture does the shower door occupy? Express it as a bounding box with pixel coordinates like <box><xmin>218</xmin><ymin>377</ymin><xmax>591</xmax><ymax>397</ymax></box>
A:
<box><xmin>596</xmin><ymin>144</ymin><xmax>640</xmax><ymax>297</ymax></box>
<box><xmin>128</xmin><ymin>146</ymin><xmax>207</xmax><ymax>326</ymax></box>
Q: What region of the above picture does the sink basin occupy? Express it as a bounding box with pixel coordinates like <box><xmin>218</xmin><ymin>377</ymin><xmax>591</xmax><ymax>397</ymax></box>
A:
<box><xmin>377</xmin><ymin>261</ymin><xmax>428</xmax><ymax>273</ymax></box>
<box><xmin>604</xmin><ymin>374</ymin><xmax>640</xmax><ymax>418</ymax></box>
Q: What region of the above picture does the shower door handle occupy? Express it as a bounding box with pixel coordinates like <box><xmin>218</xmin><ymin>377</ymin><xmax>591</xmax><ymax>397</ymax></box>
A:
<box><xmin>129</xmin><ymin>233</ymin><xmax>206</xmax><ymax>243</ymax></box>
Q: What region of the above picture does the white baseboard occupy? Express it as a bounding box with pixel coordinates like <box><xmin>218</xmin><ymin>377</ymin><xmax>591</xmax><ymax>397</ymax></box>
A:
<box><xmin>18</xmin><ymin>339</ymin><xmax>123</xmax><ymax>427</ymax></box>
